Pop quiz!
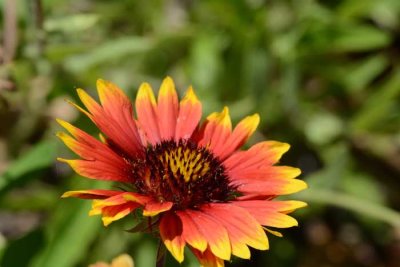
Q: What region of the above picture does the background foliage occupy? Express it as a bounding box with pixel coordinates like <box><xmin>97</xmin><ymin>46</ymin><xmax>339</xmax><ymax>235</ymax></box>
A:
<box><xmin>0</xmin><ymin>0</ymin><xmax>400</xmax><ymax>266</ymax></box>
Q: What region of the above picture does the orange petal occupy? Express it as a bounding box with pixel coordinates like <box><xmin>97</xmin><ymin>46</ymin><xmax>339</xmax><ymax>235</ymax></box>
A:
<box><xmin>157</xmin><ymin>77</ymin><xmax>179</xmax><ymax>140</ymax></box>
<box><xmin>75</xmin><ymin>86</ymin><xmax>143</xmax><ymax>158</ymax></box>
<box><xmin>135</xmin><ymin>82</ymin><xmax>161</xmax><ymax>144</ymax></box>
<box><xmin>185</xmin><ymin>209</ymin><xmax>231</xmax><ymax>260</ymax></box>
<box><xmin>57</xmin><ymin>119</ymin><xmax>137</xmax><ymax>183</ymax></box>
<box><xmin>57</xmin><ymin>120</ymin><xmax>128</xmax><ymax>167</ymax></box>
<box><xmin>198</xmin><ymin>107</ymin><xmax>232</xmax><ymax>157</ymax></box>
<box><xmin>224</xmin><ymin>141</ymin><xmax>290</xmax><ymax>172</ymax></box>
<box><xmin>61</xmin><ymin>189</ymin><xmax>122</xmax><ymax>199</ymax></box>
<box><xmin>121</xmin><ymin>192</ymin><xmax>152</xmax><ymax>205</ymax></box>
<box><xmin>191</xmin><ymin>248</ymin><xmax>225</xmax><ymax>267</ymax></box>
<box><xmin>88</xmin><ymin>193</ymin><xmax>144</xmax><ymax>226</ymax></box>
<box><xmin>159</xmin><ymin>212</ymin><xmax>185</xmax><ymax>263</ymax></box>
<box><xmin>176</xmin><ymin>210</ymin><xmax>208</xmax><ymax>252</ymax></box>
<box><xmin>57</xmin><ymin>158</ymin><xmax>131</xmax><ymax>182</ymax></box>
<box><xmin>143</xmin><ymin>201</ymin><xmax>173</xmax><ymax>217</ymax></box>
<box><xmin>233</xmin><ymin>200</ymin><xmax>307</xmax><ymax>228</ymax></box>
<box><xmin>175</xmin><ymin>86</ymin><xmax>202</xmax><ymax>140</ymax></box>
<box><xmin>202</xmin><ymin>203</ymin><xmax>269</xmax><ymax>254</ymax></box>
<box><xmin>218</xmin><ymin>114</ymin><xmax>260</xmax><ymax>160</ymax></box>
<box><xmin>234</xmin><ymin>176</ymin><xmax>307</xmax><ymax>196</ymax></box>
<box><xmin>229</xmin><ymin>165</ymin><xmax>301</xmax><ymax>181</ymax></box>
<box><xmin>100</xmin><ymin>203</ymin><xmax>139</xmax><ymax>226</ymax></box>
<box><xmin>96</xmin><ymin>79</ymin><xmax>143</xmax><ymax>152</ymax></box>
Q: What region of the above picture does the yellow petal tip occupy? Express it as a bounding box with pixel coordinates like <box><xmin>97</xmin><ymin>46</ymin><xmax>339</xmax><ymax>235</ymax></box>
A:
<box><xmin>182</xmin><ymin>86</ymin><xmax>200</xmax><ymax>104</ymax></box>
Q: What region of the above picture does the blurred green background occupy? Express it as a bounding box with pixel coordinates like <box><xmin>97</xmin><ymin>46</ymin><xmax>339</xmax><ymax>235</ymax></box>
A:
<box><xmin>0</xmin><ymin>0</ymin><xmax>400</xmax><ymax>266</ymax></box>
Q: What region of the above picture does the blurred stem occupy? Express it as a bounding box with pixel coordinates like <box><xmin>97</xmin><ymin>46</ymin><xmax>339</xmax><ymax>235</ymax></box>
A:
<box><xmin>297</xmin><ymin>188</ymin><xmax>400</xmax><ymax>228</ymax></box>
<box><xmin>2</xmin><ymin>0</ymin><xmax>18</xmax><ymax>63</ymax></box>
<box><xmin>156</xmin><ymin>240</ymin><xmax>166</xmax><ymax>267</ymax></box>
<box><xmin>30</xmin><ymin>0</ymin><xmax>45</xmax><ymax>55</ymax></box>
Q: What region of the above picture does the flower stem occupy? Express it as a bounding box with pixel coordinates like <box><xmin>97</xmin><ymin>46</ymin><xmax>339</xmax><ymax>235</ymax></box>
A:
<box><xmin>156</xmin><ymin>240</ymin><xmax>167</xmax><ymax>267</ymax></box>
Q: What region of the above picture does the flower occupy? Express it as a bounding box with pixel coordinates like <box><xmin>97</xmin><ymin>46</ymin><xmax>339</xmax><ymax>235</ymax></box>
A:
<box><xmin>57</xmin><ymin>77</ymin><xmax>307</xmax><ymax>267</ymax></box>
<box><xmin>89</xmin><ymin>254</ymin><xmax>134</xmax><ymax>267</ymax></box>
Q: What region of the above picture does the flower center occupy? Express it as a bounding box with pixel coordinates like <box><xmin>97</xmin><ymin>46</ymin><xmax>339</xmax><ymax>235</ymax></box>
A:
<box><xmin>131</xmin><ymin>139</ymin><xmax>236</xmax><ymax>209</ymax></box>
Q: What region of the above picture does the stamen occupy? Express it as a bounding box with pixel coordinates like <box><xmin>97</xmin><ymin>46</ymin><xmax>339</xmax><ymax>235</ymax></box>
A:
<box><xmin>130</xmin><ymin>139</ymin><xmax>236</xmax><ymax>209</ymax></box>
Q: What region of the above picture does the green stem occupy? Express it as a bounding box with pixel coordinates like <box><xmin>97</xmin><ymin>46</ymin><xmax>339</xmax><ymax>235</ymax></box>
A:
<box><xmin>156</xmin><ymin>240</ymin><xmax>167</xmax><ymax>267</ymax></box>
<box><xmin>296</xmin><ymin>188</ymin><xmax>400</xmax><ymax>228</ymax></box>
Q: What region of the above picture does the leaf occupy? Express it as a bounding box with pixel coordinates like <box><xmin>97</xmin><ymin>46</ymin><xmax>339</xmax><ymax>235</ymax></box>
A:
<box><xmin>329</xmin><ymin>25</ymin><xmax>391</xmax><ymax>52</ymax></box>
<box><xmin>350</xmin><ymin>68</ymin><xmax>400</xmax><ymax>131</ymax></box>
<box><xmin>64</xmin><ymin>37</ymin><xmax>154</xmax><ymax>73</ymax></box>
<box><xmin>0</xmin><ymin>141</ymin><xmax>56</xmax><ymax>194</ymax></box>
<box><xmin>1</xmin><ymin>228</ymin><xmax>44</xmax><ymax>267</ymax></box>
<box><xmin>30</xmin><ymin>178</ymin><xmax>107</xmax><ymax>267</ymax></box>
<box><xmin>296</xmin><ymin>188</ymin><xmax>400</xmax><ymax>228</ymax></box>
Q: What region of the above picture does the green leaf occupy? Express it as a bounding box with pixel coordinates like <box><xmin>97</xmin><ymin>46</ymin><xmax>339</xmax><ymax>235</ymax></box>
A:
<box><xmin>0</xmin><ymin>141</ymin><xmax>56</xmax><ymax>194</ymax></box>
<box><xmin>296</xmin><ymin>188</ymin><xmax>400</xmax><ymax>228</ymax></box>
<box><xmin>351</xmin><ymin>68</ymin><xmax>400</xmax><ymax>131</ymax></box>
<box><xmin>30</xmin><ymin>187</ymin><xmax>102</xmax><ymax>267</ymax></box>
<box><xmin>64</xmin><ymin>37</ymin><xmax>154</xmax><ymax>73</ymax></box>
<box><xmin>1</xmin><ymin>228</ymin><xmax>44</xmax><ymax>267</ymax></box>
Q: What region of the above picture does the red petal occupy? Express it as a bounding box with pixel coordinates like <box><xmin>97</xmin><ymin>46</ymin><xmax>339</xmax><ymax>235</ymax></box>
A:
<box><xmin>57</xmin><ymin>158</ymin><xmax>131</xmax><ymax>182</ymax></box>
<box><xmin>191</xmin><ymin>248</ymin><xmax>224</xmax><ymax>267</ymax></box>
<box><xmin>185</xmin><ymin>209</ymin><xmax>231</xmax><ymax>260</ymax></box>
<box><xmin>61</xmin><ymin>189</ymin><xmax>122</xmax><ymax>199</ymax></box>
<box><xmin>202</xmin><ymin>203</ymin><xmax>268</xmax><ymax>255</ymax></box>
<box><xmin>196</xmin><ymin>107</ymin><xmax>232</xmax><ymax>158</ymax></box>
<box><xmin>176</xmin><ymin>210</ymin><xmax>208</xmax><ymax>252</ymax></box>
<box><xmin>217</xmin><ymin>114</ymin><xmax>260</xmax><ymax>160</ymax></box>
<box><xmin>76</xmin><ymin>81</ymin><xmax>143</xmax><ymax>158</ymax></box>
<box><xmin>224</xmin><ymin>141</ymin><xmax>290</xmax><ymax>173</ymax></box>
<box><xmin>233</xmin><ymin>200</ymin><xmax>307</xmax><ymax>228</ymax></box>
<box><xmin>143</xmin><ymin>201</ymin><xmax>173</xmax><ymax>216</ymax></box>
<box><xmin>157</xmin><ymin>77</ymin><xmax>179</xmax><ymax>140</ymax></box>
<box><xmin>135</xmin><ymin>82</ymin><xmax>161</xmax><ymax>144</ymax></box>
<box><xmin>99</xmin><ymin>202</ymin><xmax>139</xmax><ymax>226</ymax></box>
<box><xmin>159</xmin><ymin>212</ymin><xmax>185</xmax><ymax>263</ymax></box>
<box><xmin>175</xmin><ymin>86</ymin><xmax>202</xmax><ymax>140</ymax></box>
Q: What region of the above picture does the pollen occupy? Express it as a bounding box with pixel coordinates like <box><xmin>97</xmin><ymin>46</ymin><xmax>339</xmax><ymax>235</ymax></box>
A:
<box><xmin>130</xmin><ymin>139</ymin><xmax>236</xmax><ymax>209</ymax></box>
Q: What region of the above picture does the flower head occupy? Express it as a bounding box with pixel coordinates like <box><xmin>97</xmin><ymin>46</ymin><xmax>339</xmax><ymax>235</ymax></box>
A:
<box><xmin>58</xmin><ymin>77</ymin><xmax>307</xmax><ymax>267</ymax></box>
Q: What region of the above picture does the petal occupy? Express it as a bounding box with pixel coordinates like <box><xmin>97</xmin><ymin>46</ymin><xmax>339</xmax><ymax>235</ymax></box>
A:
<box><xmin>224</xmin><ymin>141</ymin><xmax>290</xmax><ymax>172</ymax></box>
<box><xmin>218</xmin><ymin>114</ymin><xmax>260</xmax><ymax>160</ymax></box>
<box><xmin>76</xmin><ymin>84</ymin><xmax>143</xmax><ymax>158</ymax></box>
<box><xmin>135</xmin><ymin>82</ymin><xmax>161</xmax><ymax>144</ymax></box>
<box><xmin>57</xmin><ymin>119</ymin><xmax>123</xmax><ymax>162</ymax></box>
<box><xmin>110</xmin><ymin>254</ymin><xmax>134</xmax><ymax>267</ymax></box>
<box><xmin>229</xmin><ymin>165</ymin><xmax>306</xmax><ymax>196</ymax></box>
<box><xmin>175</xmin><ymin>86</ymin><xmax>202</xmax><ymax>140</ymax></box>
<box><xmin>56</xmin><ymin>122</ymin><xmax>131</xmax><ymax>182</ymax></box>
<box><xmin>61</xmin><ymin>189</ymin><xmax>122</xmax><ymax>199</ymax></box>
<box><xmin>197</xmin><ymin>107</ymin><xmax>232</xmax><ymax>158</ymax></box>
<box><xmin>157</xmin><ymin>77</ymin><xmax>179</xmax><ymax>140</ymax></box>
<box><xmin>159</xmin><ymin>212</ymin><xmax>185</xmax><ymax>263</ymax></box>
<box><xmin>229</xmin><ymin>165</ymin><xmax>301</xmax><ymax>181</ymax></box>
<box><xmin>233</xmin><ymin>200</ymin><xmax>307</xmax><ymax>228</ymax></box>
<box><xmin>202</xmin><ymin>203</ymin><xmax>269</xmax><ymax>255</ymax></box>
<box><xmin>176</xmin><ymin>210</ymin><xmax>208</xmax><ymax>252</ymax></box>
<box><xmin>121</xmin><ymin>192</ymin><xmax>153</xmax><ymax>205</ymax></box>
<box><xmin>100</xmin><ymin>203</ymin><xmax>139</xmax><ymax>226</ymax></box>
<box><xmin>234</xmin><ymin>176</ymin><xmax>307</xmax><ymax>196</ymax></box>
<box><xmin>185</xmin><ymin>209</ymin><xmax>231</xmax><ymax>260</ymax></box>
<box><xmin>191</xmin><ymin>248</ymin><xmax>224</xmax><ymax>267</ymax></box>
<box><xmin>89</xmin><ymin>192</ymin><xmax>147</xmax><ymax>226</ymax></box>
<box><xmin>57</xmin><ymin>158</ymin><xmax>131</xmax><ymax>183</ymax></box>
<box><xmin>143</xmin><ymin>201</ymin><xmax>173</xmax><ymax>217</ymax></box>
